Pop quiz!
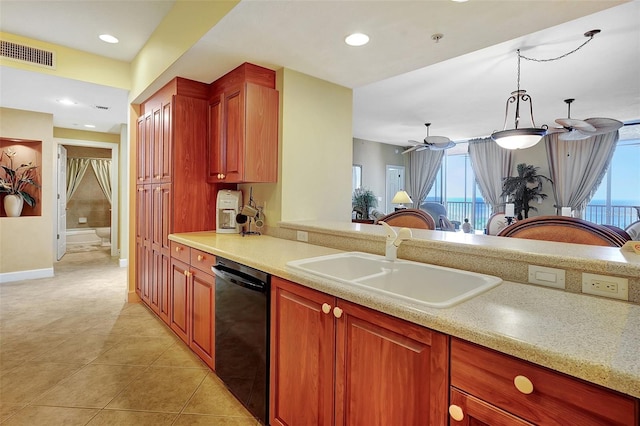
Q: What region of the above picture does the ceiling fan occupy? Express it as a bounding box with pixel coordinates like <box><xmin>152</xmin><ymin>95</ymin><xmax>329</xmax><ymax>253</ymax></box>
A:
<box><xmin>547</xmin><ymin>98</ymin><xmax>623</xmax><ymax>141</ymax></box>
<box><xmin>403</xmin><ymin>123</ymin><xmax>455</xmax><ymax>154</ymax></box>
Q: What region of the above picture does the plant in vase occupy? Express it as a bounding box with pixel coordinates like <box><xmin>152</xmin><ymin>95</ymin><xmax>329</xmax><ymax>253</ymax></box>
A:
<box><xmin>352</xmin><ymin>187</ymin><xmax>378</xmax><ymax>221</ymax></box>
<box><xmin>0</xmin><ymin>148</ymin><xmax>40</xmax><ymax>216</ymax></box>
<box><xmin>501</xmin><ymin>163</ymin><xmax>552</xmax><ymax>220</ymax></box>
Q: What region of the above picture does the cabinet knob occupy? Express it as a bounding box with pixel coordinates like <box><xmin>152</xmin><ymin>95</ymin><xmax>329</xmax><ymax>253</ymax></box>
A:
<box><xmin>514</xmin><ymin>375</ymin><xmax>534</xmax><ymax>394</ymax></box>
<box><xmin>448</xmin><ymin>404</ymin><xmax>464</xmax><ymax>422</ymax></box>
<box><xmin>333</xmin><ymin>306</ymin><xmax>343</xmax><ymax>318</ymax></box>
<box><xmin>321</xmin><ymin>303</ymin><xmax>331</xmax><ymax>314</ymax></box>
<box><xmin>197</xmin><ymin>255</ymin><xmax>204</xmax><ymax>261</ymax></box>
<box><xmin>175</xmin><ymin>246</ymin><xmax>181</xmax><ymax>252</ymax></box>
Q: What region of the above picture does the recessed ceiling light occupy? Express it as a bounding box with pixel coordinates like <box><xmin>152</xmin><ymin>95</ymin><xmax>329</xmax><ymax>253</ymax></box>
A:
<box><xmin>57</xmin><ymin>99</ymin><xmax>76</xmax><ymax>106</ymax></box>
<box><xmin>345</xmin><ymin>33</ymin><xmax>370</xmax><ymax>47</ymax></box>
<box><xmin>99</xmin><ymin>34</ymin><xmax>119</xmax><ymax>44</ymax></box>
<box><xmin>451</xmin><ymin>0</ymin><xmax>469</xmax><ymax>2</ymax></box>
<box><xmin>84</xmin><ymin>124</ymin><xmax>96</xmax><ymax>129</ymax></box>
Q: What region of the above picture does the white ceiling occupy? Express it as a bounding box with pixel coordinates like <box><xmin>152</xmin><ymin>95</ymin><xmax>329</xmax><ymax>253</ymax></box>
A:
<box><xmin>0</xmin><ymin>0</ymin><xmax>638</xmax><ymax>144</ymax></box>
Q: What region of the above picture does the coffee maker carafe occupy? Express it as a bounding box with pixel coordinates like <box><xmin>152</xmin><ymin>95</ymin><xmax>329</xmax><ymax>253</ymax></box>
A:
<box><xmin>216</xmin><ymin>190</ymin><xmax>242</xmax><ymax>233</ymax></box>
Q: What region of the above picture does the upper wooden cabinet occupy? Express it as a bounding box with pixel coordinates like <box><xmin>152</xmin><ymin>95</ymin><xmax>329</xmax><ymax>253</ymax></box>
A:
<box><xmin>208</xmin><ymin>63</ymin><xmax>279</xmax><ymax>184</ymax></box>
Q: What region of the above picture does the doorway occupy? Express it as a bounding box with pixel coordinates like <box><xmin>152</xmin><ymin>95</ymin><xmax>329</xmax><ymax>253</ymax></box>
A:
<box><xmin>385</xmin><ymin>165</ymin><xmax>405</xmax><ymax>214</ymax></box>
<box><xmin>54</xmin><ymin>139</ymin><xmax>119</xmax><ymax>260</ymax></box>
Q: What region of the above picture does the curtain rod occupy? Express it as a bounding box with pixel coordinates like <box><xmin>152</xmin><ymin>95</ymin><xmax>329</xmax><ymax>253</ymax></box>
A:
<box><xmin>67</xmin><ymin>157</ymin><xmax>112</xmax><ymax>161</ymax></box>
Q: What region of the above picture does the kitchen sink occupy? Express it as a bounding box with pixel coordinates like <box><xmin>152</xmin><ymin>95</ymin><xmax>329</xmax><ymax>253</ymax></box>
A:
<box><xmin>287</xmin><ymin>252</ymin><xmax>502</xmax><ymax>308</ymax></box>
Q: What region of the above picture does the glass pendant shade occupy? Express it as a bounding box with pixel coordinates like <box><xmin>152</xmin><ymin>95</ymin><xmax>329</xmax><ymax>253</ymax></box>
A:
<box><xmin>492</xmin><ymin>128</ymin><xmax>546</xmax><ymax>149</ymax></box>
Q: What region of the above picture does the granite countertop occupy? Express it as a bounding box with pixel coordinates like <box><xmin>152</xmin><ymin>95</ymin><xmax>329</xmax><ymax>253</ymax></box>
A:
<box><xmin>169</xmin><ymin>231</ymin><xmax>640</xmax><ymax>399</ymax></box>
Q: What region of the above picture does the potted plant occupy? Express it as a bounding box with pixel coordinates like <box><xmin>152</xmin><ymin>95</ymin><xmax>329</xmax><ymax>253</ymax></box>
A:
<box><xmin>501</xmin><ymin>163</ymin><xmax>552</xmax><ymax>220</ymax></box>
<box><xmin>0</xmin><ymin>148</ymin><xmax>40</xmax><ymax>217</ymax></box>
<box><xmin>352</xmin><ymin>187</ymin><xmax>378</xmax><ymax>221</ymax></box>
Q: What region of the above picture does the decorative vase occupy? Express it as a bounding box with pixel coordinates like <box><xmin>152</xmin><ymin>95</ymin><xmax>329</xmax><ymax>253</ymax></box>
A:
<box><xmin>4</xmin><ymin>194</ymin><xmax>24</xmax><ymax>217</ymax></box>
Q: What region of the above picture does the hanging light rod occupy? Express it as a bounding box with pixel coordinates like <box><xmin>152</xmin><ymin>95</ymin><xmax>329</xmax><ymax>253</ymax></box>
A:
<box><xmin>491</xmin><ymin>29</ymin><xmax>602</xmax><ymax>150</ymax></box>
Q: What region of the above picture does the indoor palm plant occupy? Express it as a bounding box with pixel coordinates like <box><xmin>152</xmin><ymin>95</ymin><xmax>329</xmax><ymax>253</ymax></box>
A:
<box><xmin>501</xmin><ymin>163</ymin><xmax>552</xmax><ymax>220</ymax></box>
<box><xmin>0</xmin><ymin>148</ymin><xmax>40</xmax><ymax>216</ymax></box>
<box><xmin>352</xmin><ymin>187</ymin><xmax>378</xmax><ymax>221</ymax></box>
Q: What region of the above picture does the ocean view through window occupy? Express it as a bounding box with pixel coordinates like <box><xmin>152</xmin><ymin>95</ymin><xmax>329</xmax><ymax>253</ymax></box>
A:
<box><xmin>421</xmin><ymin>123</ymin><xmax>639</xmax><ymax>233</ymax></box>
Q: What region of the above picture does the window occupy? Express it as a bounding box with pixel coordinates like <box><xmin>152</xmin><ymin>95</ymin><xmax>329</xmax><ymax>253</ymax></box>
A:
<box><xmin>586</xmin><ymin>124</ymin><xmax>640</xmax><ymax>229</ymax></box>
<box><xmin>424</xmin><ymin>150</ymin><xmax>489</xmax><ymax>231</ymax></box>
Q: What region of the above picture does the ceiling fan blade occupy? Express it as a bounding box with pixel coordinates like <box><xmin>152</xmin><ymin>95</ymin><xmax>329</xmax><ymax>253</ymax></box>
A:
<box><xmin>547</xmin><ymin>127</ymin><xmax>568</xmax><ymax>134</ymax></box>
<box><xmin>424</xmin><ymin>135</ymin><xmax>451</xmax><ymax>145</ymax></box>
<box><xmin>555</xmin><ymin>118</ymin><xmax>596</xmax><ymax>132</ymax></box>
<box><xmin>408</xmin><ymin>140</ymin><xmax>423</xmax><ymax>144</ymax></box>
<box><xmin>584</xmin><ymin>117</ymin><xmax>623</xmax><ymax>135</ymax></box>
<box><xmin>415</xmin><ymin>146</ymin><xmax>429</xmax><ymax>152</ymax></box>
<box><xmin>559</xmin><ymin>129</ymin><xmax>591</xmax><ymax>141</ymax></box>
<box><xmin>428</xmin><ymin>141</ymin><xmax>456</xmax><ymax>150</ymax></box>
<box><xmin>402</xmin><ymin>145</ymin><xmax>421</xmax><ymax>154</ymax></box>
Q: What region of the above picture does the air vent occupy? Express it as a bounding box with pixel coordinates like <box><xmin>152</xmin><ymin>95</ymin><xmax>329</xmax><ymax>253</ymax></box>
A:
<box><xmin>0</xmin><ymin>40</ymin><xmax>55</xmax><ymax>69</ymax></box>
<box><xmin>94</xmin><ymin>105</ymin><xmax>110</xmax><ymax>110</ymax></box>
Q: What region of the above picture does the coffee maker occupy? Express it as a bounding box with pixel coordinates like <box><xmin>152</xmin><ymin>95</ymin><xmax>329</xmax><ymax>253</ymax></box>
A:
<box><xmin>216</xmin><ymin>190</ymin><xmax>242</xmax><ymax>233</ymax></box>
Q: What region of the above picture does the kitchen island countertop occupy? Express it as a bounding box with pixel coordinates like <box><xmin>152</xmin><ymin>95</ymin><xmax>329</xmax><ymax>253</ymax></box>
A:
<box><xmin>169</xmin><ymin>231</ymin><xmax>640</xmax><ymax>398</ymax></box>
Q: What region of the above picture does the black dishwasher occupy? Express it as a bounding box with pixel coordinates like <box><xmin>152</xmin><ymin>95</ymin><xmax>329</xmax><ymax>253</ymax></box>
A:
<box><xmin>212</xmin><ymin>257</ymin><xmax>270</xmax><ymax>425</ymax></box>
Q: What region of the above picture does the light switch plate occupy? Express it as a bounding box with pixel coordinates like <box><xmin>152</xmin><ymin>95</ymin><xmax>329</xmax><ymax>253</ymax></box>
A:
<box><xmin>528</xmin><ymin>265</ymin><xmax>565</xmax><ymax>289</ymax></box>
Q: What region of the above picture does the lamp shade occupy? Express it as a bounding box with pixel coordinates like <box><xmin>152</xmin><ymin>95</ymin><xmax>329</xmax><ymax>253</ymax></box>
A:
<box><xmin>392</xmin><ymin>190</ymin><xmax>413</xmax><ymax>204</ymax></box>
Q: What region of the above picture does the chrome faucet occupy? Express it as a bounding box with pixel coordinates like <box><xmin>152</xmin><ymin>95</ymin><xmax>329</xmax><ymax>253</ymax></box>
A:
<box><xmin>381</xmin><ymin>222</ymin><xmax>412</xmax><ymax>262</ymax></box>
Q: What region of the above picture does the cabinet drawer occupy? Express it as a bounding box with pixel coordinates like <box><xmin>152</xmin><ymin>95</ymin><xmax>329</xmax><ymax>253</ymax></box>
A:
<box><xmin>191</xmin><ymin>248</ymin><xmax>215</xmax><ymax>275</ymax></box>
<box><xmin>450</xmin><ymin>338</ymin><xmax>638</xmax><ymax>426</ymax></box>
<box><xmin>170</xmin><ymin>241</ymin><xmax>190</xmax><ymax>264</ymax></box>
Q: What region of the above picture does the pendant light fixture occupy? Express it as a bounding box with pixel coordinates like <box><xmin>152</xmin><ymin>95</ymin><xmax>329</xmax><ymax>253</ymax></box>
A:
<box><xmin>491</xmin><ymin>29</ymin><xmax>601</xmax><ymax>150</ymax></box>
<box><xmin>491</xmin><ymin>49</ymin><xmax>547</xmax><ymax>150</ymax></box>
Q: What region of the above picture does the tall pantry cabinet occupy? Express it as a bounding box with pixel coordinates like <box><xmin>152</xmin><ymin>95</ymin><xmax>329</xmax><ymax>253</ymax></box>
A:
<box><xmin>135</xmin><ymin>78</ymin><xmax>218</xmax><ymax>324</ymax></box>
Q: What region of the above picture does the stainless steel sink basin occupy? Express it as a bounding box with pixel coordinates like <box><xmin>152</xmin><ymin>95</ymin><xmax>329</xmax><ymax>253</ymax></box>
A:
<box><xmin>287</xmin><ymin>252</ymin><xmax>502</xmax><ymax>308</ymax></box>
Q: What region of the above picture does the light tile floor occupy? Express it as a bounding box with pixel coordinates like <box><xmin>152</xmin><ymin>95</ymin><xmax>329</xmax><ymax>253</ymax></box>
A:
<box><xmin>0</xmin><ymin>248</ymin><xmax>259</xmax><ymax>425</ymax></box>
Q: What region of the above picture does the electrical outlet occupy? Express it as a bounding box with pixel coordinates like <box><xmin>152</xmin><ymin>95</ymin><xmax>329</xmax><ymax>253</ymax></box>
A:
<box><xmin>582</xmin><ymin>273</ymin><xmax>628</xmax><ymax>301</ymax></box>
<box><xmin>296</xmin><ymin>231</ymin><xmax>308</xmax><ymax>242</ymax></box>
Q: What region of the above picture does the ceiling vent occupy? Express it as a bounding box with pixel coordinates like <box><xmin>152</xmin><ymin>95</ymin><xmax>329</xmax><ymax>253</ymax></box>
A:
<box><xmin>0</xmin><ymin>40</ymin><xmax>56</xmax><ymax>69</ymax></box>
<box><xmin>94</xmin><ymin>105</ymin><xmax>110</xmax><ymax>110</ymax></box>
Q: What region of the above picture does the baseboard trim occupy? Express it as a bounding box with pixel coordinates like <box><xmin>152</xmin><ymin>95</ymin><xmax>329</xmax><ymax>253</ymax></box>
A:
<box><xmin>119</xmin><ymin>258</ymin><xmax>128</xmax><ymax>268</ymax></box>
<box><xmin>0</xmin><ymin>268</ymin><xmax>54</xmax><ymax>284</ymax></box>
<box><xmin>127</xmin><ymin>290</ymin><xmax>141</xmax><ymax>303</ymax></box>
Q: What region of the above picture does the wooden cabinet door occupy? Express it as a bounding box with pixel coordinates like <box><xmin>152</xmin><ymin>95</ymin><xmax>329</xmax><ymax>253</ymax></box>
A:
<box><xmin>136</xmin><ymin>117</ymin><xmax>146</xmax><ymax>184</ymax></box>
<box><xmin>221</xmin><ymin>85</ymin><xmax>244</xmax><ymax>182</ymax></box>
<box><xmin>137</xmin><ymin>112</ymin><xmax>153</xmax><ymax>184</ymax></box>
<box><xmin>138</xmin><ymin>185</ymin><xmax>153</xmax><ymax>303</ymax></box>
<box><xmin>158</xmin><ymin>252</ymin><xmax>171</xmax><ymax>325</ymax></box>
<box><xmin>170</xmin><ymin>258</ymin><xmax>190</xmax><ymax>344</ymax></box>
<box><xmin>152</xmin><ymin>183</ymin><xmax>172</xmax><ymax>252</ymax></box>
<box><xmin>244</xmin><ymin>83</ymin><xmax>278</xmax><ymax>183</ymax></box>
<box><xmin>190</xmin><ymin>270</ymin><xmax>215</xmax><ymax>369</ymax></box>
<box><xmin>152</xmin><ymin>101</ymin><xmax>173</xmax><ymax>183</ymax></box>
<box><xmin>449</xmin><ymin>388</ymin><xmax>533</xmax><ymax>426</ymax></box>
<box><xmin>270</xmin><ymin>277</ymin><xmax>335</xmax><ymax>426</ymax></box>
<box><xmin>334</xmin><ymin>300</ymin><xmax>449</xmax><ymax>426</ymax></box>
<box><xmin>207</xmin><ymin>95</ymin><xmax>224</xmax><ymax>182</ymax></box>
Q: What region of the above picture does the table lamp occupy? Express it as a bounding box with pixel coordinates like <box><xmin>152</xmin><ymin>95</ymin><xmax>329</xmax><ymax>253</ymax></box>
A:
<box><xmin>392</xmin><ymin>190</ymin><xmax>413</xmax><ymax>210</ymax></box>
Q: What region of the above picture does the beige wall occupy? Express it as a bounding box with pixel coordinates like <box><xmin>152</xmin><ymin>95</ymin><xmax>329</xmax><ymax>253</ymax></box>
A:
<box><xmin>240</xmin><ymin>68</ymin><xmax>353</xmax><ymax>224</ymax></box>
<box><xmin>0</xmin><ymin>108</ymin><xmax>54</xmax><ymax>273</ymax></box>
<box><xmin>353</xmin><ymin>137</ymin><xmax>406</xmax><ymax>212</ymax></box>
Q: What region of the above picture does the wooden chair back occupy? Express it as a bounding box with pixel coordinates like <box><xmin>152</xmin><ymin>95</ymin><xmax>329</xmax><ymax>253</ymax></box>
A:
<box><xmin>378</xmin><ymin>209</ymin><xmax>436</xmax><ymax>230</ymax></box>
<box><xmin>497</xmin><ymin>215</ymin><xmax>631</xmax><ymax>247</ymax></box>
